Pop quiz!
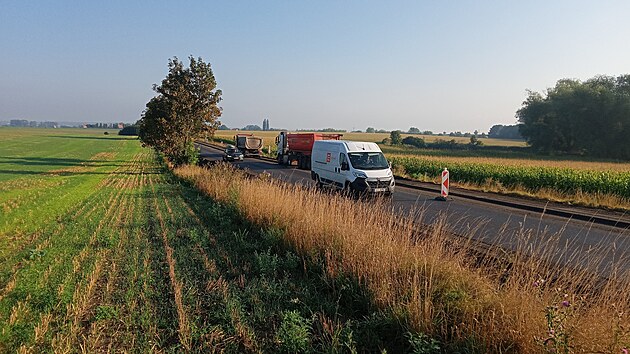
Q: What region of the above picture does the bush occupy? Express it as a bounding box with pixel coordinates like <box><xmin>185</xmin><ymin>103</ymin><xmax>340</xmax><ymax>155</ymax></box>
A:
<box><xmin>169</xmin><ymin>140</ymin><xmax>199</xmax><ymax>166</ymax></box>
<box><xmin>402</xmin><ymin>136</ymin><xmax>426</xmax><ymax>148</ymax></box>
<box><xmin>118</xmin><ymin>126</ymin><xmax>138</xmax><ymax>136</ymax></box>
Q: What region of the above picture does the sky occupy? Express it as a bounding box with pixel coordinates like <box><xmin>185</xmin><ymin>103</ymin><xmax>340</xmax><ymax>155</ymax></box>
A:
<box><xmin>1</xmin><ymin>1</ymin><xmax>629</xmax><ymax>133</ymax></box>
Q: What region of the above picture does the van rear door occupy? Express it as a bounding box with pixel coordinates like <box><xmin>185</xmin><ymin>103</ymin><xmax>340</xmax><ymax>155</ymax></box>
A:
<box><xmin>312</xmin><ymin>142</ymin><xmax>340</xmax><ymax>186</ymax></box>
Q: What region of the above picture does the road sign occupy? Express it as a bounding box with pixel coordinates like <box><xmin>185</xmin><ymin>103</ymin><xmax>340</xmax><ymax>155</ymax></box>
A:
<box><xmin>441</xmin><ymin>168</ymin><xmax>449</xmax><ymax>198</ymax></box>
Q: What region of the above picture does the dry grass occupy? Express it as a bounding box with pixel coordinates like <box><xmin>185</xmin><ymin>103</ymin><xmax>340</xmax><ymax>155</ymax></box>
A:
<box><xmin>175</xmin><ymin>163</ymin><xmax>630</xmax><ymax>353</ymax></box>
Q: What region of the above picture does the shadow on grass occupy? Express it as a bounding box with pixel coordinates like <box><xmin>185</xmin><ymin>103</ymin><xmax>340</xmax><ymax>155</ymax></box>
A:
<box><xmin>0</xmin><ymin>157</ymin><xmax>165</xmax><ymax>176</ymax></box>
<box><xmin>0</xmin><ymin>169</ymin><xmax>161</xmax><ymax>176</ymax></box>
<box><xmin>0</xmin><ymin>156</ymin><xmax>120</xmax><ymax>167</ymax></box>
<box><xmin>46</xmin><ymin>135</ymin><xmax>136</xmax><ymax>141</ymax></box>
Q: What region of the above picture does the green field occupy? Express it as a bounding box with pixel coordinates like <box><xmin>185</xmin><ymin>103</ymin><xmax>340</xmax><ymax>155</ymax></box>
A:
<box><xmin>0</xmin><ymin>128</ymin><xmax>428</xmax><ymax>352</ymax></box>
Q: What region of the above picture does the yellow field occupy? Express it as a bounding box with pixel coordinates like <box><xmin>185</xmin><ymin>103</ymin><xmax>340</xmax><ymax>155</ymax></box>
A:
<box><xmin>213</xmin><ymin>130</ymin><xmax>527</xmax><ymax>148</ymax></box>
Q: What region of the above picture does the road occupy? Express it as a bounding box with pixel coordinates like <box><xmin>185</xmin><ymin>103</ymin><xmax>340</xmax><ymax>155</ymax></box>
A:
<box><xmin>199</xmin><ymin>145</ymin><xmax>630</xmax><ymax>278</ymax></box>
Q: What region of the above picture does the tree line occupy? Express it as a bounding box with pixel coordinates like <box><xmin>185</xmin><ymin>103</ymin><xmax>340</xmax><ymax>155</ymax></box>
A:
<box><xmin>517</xmin><ymin>74</ymin><xmax>630</xmax><ymax>159</ymax></box>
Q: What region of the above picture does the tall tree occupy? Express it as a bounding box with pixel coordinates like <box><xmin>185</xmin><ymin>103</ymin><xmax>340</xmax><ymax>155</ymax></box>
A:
<box><xmin>390</xmin><ymin>130</ymin><xmax>402</xmax><ymax>145</ymax></box>
<box><xmin>517</xmin><ymin>74</ymin><xmax>630</xmax><ymax>159</ymax></box>
<box><xmin>138</xmin><ymin>56</ymin><xmax>222</xmax><ymax>165</ymax></box>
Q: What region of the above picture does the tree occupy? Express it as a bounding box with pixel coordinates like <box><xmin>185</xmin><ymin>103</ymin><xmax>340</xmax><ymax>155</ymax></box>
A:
<box><xmin>390</xmin><ymin>130</ymin><xmax>402</xmax><ymax>145</ymax></box>
<box><xmin>402</xmin><ymin>136</ymin><xmax>425</xmax><ymax>148</ymax></box>
<box><xmin>138</xmin><ymin>56</ymin><xmax>222</xmax><ymax>165</ymax></box>
<box><xmin>517</xmin><ymin>74</ymin><xmax>630</xmax><ymax>158</ymax></box>
<box><xmin>366</xmin><ymin>127</ymin><xmax>376</xmax><ymax>133</ymax></box>
<box><xmin>469</xmin><ymin>135</ymin><xmax>482</xmax><ymax>147</ymax></box>
<box><xmin>408</xmin><ymin>127</ymin><xmax>420</xmax><ymax>134</ymax></box>
<box><xmin>488</xmin><ymin>124</ymin><xmax>523</xmax><ymax>139</ymax></box>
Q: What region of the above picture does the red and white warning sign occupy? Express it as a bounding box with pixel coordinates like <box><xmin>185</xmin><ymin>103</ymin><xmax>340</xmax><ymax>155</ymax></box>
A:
<box><xmin>441</xmin><ymin>168</ymin><xmax>449</xmax><ymax>198</ymax></box>
<box><xmin>326</xmin><ymin>152</ymin><xmax>331</xmax><ymax>163</ymax></box>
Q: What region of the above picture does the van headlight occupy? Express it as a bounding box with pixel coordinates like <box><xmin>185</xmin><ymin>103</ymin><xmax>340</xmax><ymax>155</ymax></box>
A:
<box><xmin>352</xmin><ymin>171</ymin><xmax>368</xmax><ymax>179</ymax></box>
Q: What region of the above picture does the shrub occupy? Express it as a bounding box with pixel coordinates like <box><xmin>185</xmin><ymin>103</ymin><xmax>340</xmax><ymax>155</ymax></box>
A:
<box><xmin>118</xmin><ymin>125</ymin><xmax>138</xmax><ymax>136</ymax></box>
<box><xmin>402</xmin><ymin>136</ymin><xmax>426</xmax><ymax>148</ymax></box>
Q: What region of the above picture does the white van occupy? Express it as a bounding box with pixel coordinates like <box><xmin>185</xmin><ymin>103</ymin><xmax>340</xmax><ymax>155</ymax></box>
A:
<box><xmin>310</xmin><ymin>140</ymin><xmax>395</xmax><ymax>195</ymax></box>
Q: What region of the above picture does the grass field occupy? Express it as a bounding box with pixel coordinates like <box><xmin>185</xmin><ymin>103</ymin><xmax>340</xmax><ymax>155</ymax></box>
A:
<box><xmin>2</xmin><ymin>128</ymin><xmax>629</xmax><ymax>352</ymax></box>
<box><xmin>0</xmin><ymin>128</ymin><xmax>438</xmax><ymax>352</ymax></box>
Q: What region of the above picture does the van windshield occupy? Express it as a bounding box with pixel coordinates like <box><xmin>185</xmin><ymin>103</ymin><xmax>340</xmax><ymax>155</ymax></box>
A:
<box><xmin>348</xmin><ymin>152</ymin><xmax>389</xmax><ymax>170</ymax></box>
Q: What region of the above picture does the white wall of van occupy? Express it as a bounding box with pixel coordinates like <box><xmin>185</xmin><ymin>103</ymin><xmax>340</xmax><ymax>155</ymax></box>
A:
<box><xmin>311</xmin><ymin>140</ymin><xmax>395</xmax><ymax>195</ymax></box>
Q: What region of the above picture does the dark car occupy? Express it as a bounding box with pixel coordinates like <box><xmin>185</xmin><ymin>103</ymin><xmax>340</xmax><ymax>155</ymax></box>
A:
<box><xmin>223</xmin><ymin>146</ymin><xmax>244</xmax><ymax>162</ymax></box>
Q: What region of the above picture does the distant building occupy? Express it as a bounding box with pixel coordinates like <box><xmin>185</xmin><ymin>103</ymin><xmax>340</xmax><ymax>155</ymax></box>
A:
<box><xmin>10</xmin><ymin>119</ymin><xmax>29</xmax><ymax>127</ymax></box>
<box><xmin>40</xmin><ymin>121</ymin><xmax>58</xmax><ymax>128</ymax></box>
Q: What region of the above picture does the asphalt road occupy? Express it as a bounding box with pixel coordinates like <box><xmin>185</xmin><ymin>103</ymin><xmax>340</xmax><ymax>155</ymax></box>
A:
<box><xmin>199</xmin><ymin>145</ymin><xmax>630</xmax><ymax>279</ymax></box>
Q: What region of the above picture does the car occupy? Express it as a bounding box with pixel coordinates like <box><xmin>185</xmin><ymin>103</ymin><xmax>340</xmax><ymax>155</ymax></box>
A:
<box><xmin>223</xmin><ymin>146</ymin><xmax>244</xmax><ymax>162</ymax></box>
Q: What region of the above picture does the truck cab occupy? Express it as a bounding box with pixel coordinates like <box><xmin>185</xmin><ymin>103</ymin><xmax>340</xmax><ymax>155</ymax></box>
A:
<box><xmin>311</xmin><ymin>140</ymin><xmax>395</xmax><ymax>195</ymax></box>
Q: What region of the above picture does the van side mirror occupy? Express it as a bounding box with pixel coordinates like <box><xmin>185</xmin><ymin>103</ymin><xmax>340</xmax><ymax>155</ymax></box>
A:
<box><xmin>341</xmin><ymin>162</ymin><xmax>349</xmax><ymax>171</ymax></box>
<box><xmin>388</xmin><ymin>161</ymin><xmax>392</xmax><ymax>169</ymax></box>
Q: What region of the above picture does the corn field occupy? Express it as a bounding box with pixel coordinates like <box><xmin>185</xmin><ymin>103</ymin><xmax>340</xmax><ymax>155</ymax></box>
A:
<box><xmin>391</xmin><ymin>156</ymin><xmax>630</xmax><ymax>198</ymax></box>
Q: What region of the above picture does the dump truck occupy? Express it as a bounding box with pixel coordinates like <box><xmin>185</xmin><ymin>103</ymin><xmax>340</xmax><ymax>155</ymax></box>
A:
<box><xmin>275</xmin><ymin>131</ymin><xmax>343</xmax><ymax>169</ymax></box>
<box><xmin>234</xmin><ymin>133</ymin><xmax>263</xmax><ymax>157</ymax></box>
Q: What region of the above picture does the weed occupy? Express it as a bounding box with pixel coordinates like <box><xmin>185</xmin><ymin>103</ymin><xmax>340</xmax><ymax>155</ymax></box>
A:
<box><xmin>95</xmin><ymin>305</ymin><xmax>119</xmax><ymax>321</ymax></box>
<box><xmin>276</xmin><ymin>310</ymin><xmax>312</xmax><ymax>353</ymax></box>
<box><xmin>407</xmin><ymin>331</ymin><xmax>441</xmax><ymax>354</ymax></box>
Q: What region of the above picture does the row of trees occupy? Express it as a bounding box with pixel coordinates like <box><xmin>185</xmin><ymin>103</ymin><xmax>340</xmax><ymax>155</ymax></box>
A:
<box><xmin>137</xmin><ymin>56</ymin><xmax>222</xmax><ymax>165</ymax></box>
<box><xmin>517</xmin><ymin>75</ymin><xmax>630</xmax><ymax>159</ymax></box>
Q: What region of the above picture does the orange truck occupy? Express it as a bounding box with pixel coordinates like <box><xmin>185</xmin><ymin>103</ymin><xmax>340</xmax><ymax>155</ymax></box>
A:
<box><xmin>275</xmin><ymin>131</ymin><xmax>343</xmax><ymax>169</ymax></box>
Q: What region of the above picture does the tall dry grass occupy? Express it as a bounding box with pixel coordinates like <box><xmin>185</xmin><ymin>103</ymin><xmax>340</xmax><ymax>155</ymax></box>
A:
<box><xmin>174</xmin><ymin>164</ymin><xmax>630</xmax><ymax>352</ymax></box>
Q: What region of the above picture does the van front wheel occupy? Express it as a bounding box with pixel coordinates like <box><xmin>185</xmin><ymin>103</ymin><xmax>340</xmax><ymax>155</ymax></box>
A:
<box><xmin>343</xmin><ymin>182</ymin><xmax>353</xmax><ymax>195</ymax></box>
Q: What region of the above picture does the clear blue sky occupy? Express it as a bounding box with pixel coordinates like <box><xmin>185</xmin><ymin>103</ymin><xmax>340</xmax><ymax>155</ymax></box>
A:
<box><xmin>1</xmin><ymin>1</ymin><xmax>629</xmax><ymax>133</ymax></box>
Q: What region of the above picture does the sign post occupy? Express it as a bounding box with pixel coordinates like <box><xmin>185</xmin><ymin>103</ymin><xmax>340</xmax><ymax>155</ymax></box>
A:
<box><xmin>436</xmin><ymin>168</ymin><xmax>449</xmax><ymax>201</ymax></box>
